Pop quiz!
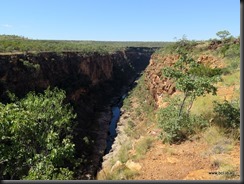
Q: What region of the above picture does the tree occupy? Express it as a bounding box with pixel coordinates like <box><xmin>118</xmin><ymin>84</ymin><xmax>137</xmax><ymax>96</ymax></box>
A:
<box><xmin>0</xmin><ymin>87</ymin><xmax>77</xmax><ymax>179</ymax></box>
<box><xmin>216</xmin><ymin>30</ymin><xmax>232</xmax><ymax>57</ymax></box>
<box><xmin>158</xmin><ymin>47</ymin><xmax>222</xmax><ymax>143</ymax></box>
<box><xmin>162</xmin><ymin>50</ymin><xmax>221</xmax><ymax>117</ymax></box>
<box><xmin>216</xmin><ymin>30</ymin><xmax>231</xmax><ymax>41</ymax></box>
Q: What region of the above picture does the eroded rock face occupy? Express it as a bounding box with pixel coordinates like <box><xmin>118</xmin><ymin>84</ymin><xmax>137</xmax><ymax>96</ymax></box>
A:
<box><xmin>144</xmin><ymin>53</ymin><xmax>224</xmax><ymax>108</ymax></box>
<box><xmin>0</xmin><ymin>48</ymin><xmax>155</xmax><ymax>179</ymax></box>
<box><xmin>144</xmin><ymin>54</ymin><xmax>179</xmax><ymax>106</ymax></box>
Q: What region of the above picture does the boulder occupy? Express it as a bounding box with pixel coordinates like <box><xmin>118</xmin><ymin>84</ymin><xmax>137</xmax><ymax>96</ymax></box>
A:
<box><xmin>125</xmin><ymin>160</ymin><xmax>142</xmax><ymax>171</ymax></box>
<box><xmin>111</xmin><ymin>160</ymin><xmax>123</xmax><ymax>172</ymax></box>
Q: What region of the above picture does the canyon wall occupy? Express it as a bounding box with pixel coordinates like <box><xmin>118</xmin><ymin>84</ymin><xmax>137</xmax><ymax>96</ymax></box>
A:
<box><xmin>0</xmin><ymin>47</ymin><xmax>155</xmax><ymax>179</ymax></box>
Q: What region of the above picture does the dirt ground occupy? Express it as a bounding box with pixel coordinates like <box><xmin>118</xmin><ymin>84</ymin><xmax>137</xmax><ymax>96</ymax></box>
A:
<box><xmin>134</xmin><ymin>139</ymin><xmax>240</xmax><ymax>180</ymax></box>
<box><xmin>134</xmin><ymin>64</ymin><xmax>240</xmax><ymax>180</ymax></box>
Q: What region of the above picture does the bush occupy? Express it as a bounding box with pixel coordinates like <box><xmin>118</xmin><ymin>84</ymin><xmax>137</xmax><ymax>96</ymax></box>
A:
<box><xmin>213</xmin><ymin>100</ymin><xmax>240</xmax><ymax>129</ymax></box>
<box><xmin>225</xmin><ymin>43</ymin><xmax>240</xmax><ymax>58</ymax></box>
<box><xmin>0</xmin><ymin>87</ymin><xmax>77</xmax><ymax>179</ymax></box>
<box><xmin>157</xmin><ymin>102</ymin><xmax>208</xmax><ymax>143</ymax></box>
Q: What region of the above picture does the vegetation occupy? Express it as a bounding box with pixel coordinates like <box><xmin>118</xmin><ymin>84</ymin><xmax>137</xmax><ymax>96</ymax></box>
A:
<box><xmin>216</xmin><ymin>30</ymin><xmax>231</xmax><ymax>41</ymax></box>
<box><xmin>0</xmin><ymin>88</ymin><xmax>78</xmax><ymax>179</ymax></box>
<box><xmin>134</xmin><ymin>136</ymin><xmax>154</xmax><ymax>159</ymax></box>
<box><xmin>162</xmin><ymin>50</ymin><xmax>221</xmax><ymax>117</ymax></box>
<box><xmin>99</xmin><ymin>30</ymin><xmax>240</xmax><ymax>180</ymax></box>
<box><xmin>0</xmin><ymin>34</ymin><xmax>169</xmax><ymax>54</ymax></box>
<box><xmin>157</xmin><ymin>97</ymin><xmax>208</xmax><ymax>143</ymax></box>
<box><xmin>155</xmin><ymin>37</ymin><xmax>223</xmax><ymax>143</ymax></box>
<box><xmin>156</xmin><ymin>32</ymin><xmax>239</xmax><ymax>144</ymax></box>
<box><xmin>102</xmin><ymin>165</ymin><xmax>139</xmax><ymax>180</ymax></box>
<box><xmin>213</xmin><ymin>100</ymin><xmax>240</xmax><ymax>129</ymax></box>
<box><xmin>0</xmin><ymin>30</ymin><xmax>240</xmax><ymax>180</ymax></box>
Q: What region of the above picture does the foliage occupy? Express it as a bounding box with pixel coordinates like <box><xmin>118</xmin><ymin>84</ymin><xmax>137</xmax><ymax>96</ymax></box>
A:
<box><xmin>0</xmin><ymin>34</ymin><xmax>170</xmax><ymax>54</ymax></box>
<box><xmin>225</xmin><ymin>43</ymin><xmax>240</xmax><ymax>60</ymax></box>
<box><xmin>162</xmin><ymin>51</ymin><xmax>221</xmax><ymax>116</ymax></box>
<box><xmin>155</xmin><ymin>36</ymin><xmax>199</xmax><ymax>55</ymax></box>
<box><xmin>216</xmin><ymin>30</ymin><xmax>231</xmax><ymax>41</ymax></box>
<box><xmin>135</xmin><ymin>137</ymin><xmax>153</xmax><ymax>159</ymax></box>
<box><xmin>174</xmin><ymin>35</ymin><xmax>198</xmax><ymax>54</ymax></box>
<box><xmin>213</xmin><ymin>100</ymin><xmax>240</xmax><ymax>130</ymax></box>
<box><xmin>22</xmin><ymin>60</ymin><xmax>40</xmax><ymax>71</ymax></box>
<box><xmin>157</xmin><ymin>98</ymin><xmax>208</xmax><ymax>143</ymax></box>
<box><xmin>215</xmin><ymin>30</ymin><xmax>240</xmax><ymax>58</ymax></box>
<box><xmin>157</xmin><ymin>38</ymin><xmax>224</xmax><ymax>143</ymax></box>
<box><xmin>219</xmin><ymin>44</ymin><xmax>230</xmax><ymax>58</ymax></box>
<box><xmin>0</xmin><ymin>87</ymin><xmax>77</xmax><ymax>179</ymax></box>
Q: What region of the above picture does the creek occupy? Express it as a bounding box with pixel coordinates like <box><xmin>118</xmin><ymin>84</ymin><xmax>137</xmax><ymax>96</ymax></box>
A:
<box><xmin>104</xmin><ymin>106</ymin><xmax>120</xmax><ymax>155</ymax></box>
<box><xmin>104</xmin><ymin>74</ymin><xmax>140</xmax><ymax>155</ymax></box>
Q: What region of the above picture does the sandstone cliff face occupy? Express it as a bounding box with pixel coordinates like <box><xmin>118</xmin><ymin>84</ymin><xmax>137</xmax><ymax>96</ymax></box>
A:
<box><xmin>144</xmin><ymin>53</ymin><xmax>225</xmax><ymax>108</ymax></box>
<box><xmin>144</xmin><ymin>54</ymin><xmax>179</xmax><ymax>107</ymax></box>
<box><xmin>0</xmin><ymin>48</ymin><xmax>154</xmax><ymax>179</ymax></box>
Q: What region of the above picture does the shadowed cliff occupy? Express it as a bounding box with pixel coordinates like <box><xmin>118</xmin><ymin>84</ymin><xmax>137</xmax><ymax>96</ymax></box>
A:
<box><xmin>0</xmin><ymin>47</ymin><xmax>156</xmax><ymax>179</ymax></box>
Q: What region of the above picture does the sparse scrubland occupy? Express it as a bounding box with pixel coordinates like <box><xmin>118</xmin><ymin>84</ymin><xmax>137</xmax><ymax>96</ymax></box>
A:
<box><xmin>0</xmin><ymin>35</ymin><xmax>168</xmax><ymax>54</ymax></box>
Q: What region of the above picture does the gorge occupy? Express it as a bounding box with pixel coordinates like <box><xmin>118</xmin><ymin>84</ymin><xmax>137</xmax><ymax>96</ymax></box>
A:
<box><xmin>0</xmin><ymin>47</ymin><xmax>157</xmax><ymax>179</ymax></box>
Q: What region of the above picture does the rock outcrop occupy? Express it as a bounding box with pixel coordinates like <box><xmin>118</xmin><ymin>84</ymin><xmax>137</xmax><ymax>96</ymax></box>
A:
<box><xmin>144</xmin><ymin>54</ymin><xmax>179</xmax><ymax>106</ymax></box>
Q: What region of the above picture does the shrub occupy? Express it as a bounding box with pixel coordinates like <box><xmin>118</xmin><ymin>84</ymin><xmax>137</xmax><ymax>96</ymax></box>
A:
<box><xmin>0</xmin><ymin>87</ymin><xmax>77</xmax><ymax>179</ymax></box>
<box><xmin>213</xmin><ymin>100</ymin><xmax>240</xmax><ymax>129</ymax></box>
<box><xmin>157</xmin><ymin>102</ymin><xmax>208</xmax><ymax>143</ymax></box>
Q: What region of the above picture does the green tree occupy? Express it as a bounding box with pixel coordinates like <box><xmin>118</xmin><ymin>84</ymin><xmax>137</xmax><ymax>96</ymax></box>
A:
<box><xmin>158</xmin><ymin>48</ymin><xmax>222</xmax><ymax>143</ymax></box>
<box><xmin>216</xmin><ymin>30</ymin><xmax>231</xmax><ymax>41</ymax></box>
<box><xmin>162</xmin><ymin>52</ymin><xmax>221</xmax><ymax>117</ymax></box>
<box><xmin>216</xmin><ymin>30</ymin><xmax>232</xmax><ymax>57</ymax></box>
<box><xmin>0</xmin><ymin>87</ymin><xmax>77</xmax><ymax>179</ymax></box>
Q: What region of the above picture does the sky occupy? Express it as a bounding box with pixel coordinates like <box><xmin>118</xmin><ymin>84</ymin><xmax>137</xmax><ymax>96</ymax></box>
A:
<box><xmin>0</xmin><ymin>0</ymin><xmax>240</xmax><ymax>41</ymax></box>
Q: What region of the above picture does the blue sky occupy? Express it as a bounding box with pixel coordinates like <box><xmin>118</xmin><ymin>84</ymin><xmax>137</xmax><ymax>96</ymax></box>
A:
<box><xmin>0</xmin><ymin>0</ymin><xmax>240</xmax><ymax>41</ymax></box>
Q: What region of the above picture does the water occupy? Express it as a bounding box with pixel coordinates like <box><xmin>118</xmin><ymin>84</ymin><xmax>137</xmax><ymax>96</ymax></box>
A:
<box><xmin>104</xmin><ymin>106</ymin><xmax>120</xmax><ymax>154</ymax></box>
<box><xmin>104</xmin><ymin>74</ymin><xmax>140</xmax><ymax>155</ymax></box>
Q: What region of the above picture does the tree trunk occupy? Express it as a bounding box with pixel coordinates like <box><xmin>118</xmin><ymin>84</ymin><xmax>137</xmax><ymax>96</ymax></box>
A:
<box><xmin>179</xmin><ymin>93</ymin><xmax>188</xmax><ymax>117</ymax></box>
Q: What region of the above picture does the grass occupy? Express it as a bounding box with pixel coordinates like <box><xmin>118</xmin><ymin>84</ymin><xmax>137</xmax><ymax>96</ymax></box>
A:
<box><xmin>162</xmin><ymin>146</ymin><xmax>177</xmax><ymax>156</ymax></box>
<box><xmin>221</xmin><ymin>71</ymin><xmax>240</xmax><ymax>87</ymax></box>
<box><xmin>218</xmin><ymin>164</ymin><xmax>239</xmax><ymax>180</ymax></box>
<box><xmin>100</xmin><ymin>36</ymin><xmax>240</xmax><ymax>180</ymax></box>
<box><xmin>202</xmin><ymin>126</ymin><xmax>226</xmax><ymax>145</ymax></box>
<box><xmin>201</xmin><ymin>126</ymin><xmax>236</xmax><ymax>157</ymax></box>
<box><xmin>118</xmin><ymin>141</ymin><xmax>132</xmax><ymax>164</ymax></box>
<box><xmin>101</xmin><ymin>165</ymin><xmax>139</xmax><ymax>180</ymax></box>
<box><xmin>190</xmin><ymin>94</ymin><xmax>221</xmax><ymax>118</ymax></box>
<box><xmin>133</xmin><ymin>136</ymin><xmax>154</xmax><ymax>160</ymax></box>
<box><xmin>209</xmin><ymin>157</ymin><xmax>239</xmax><ymax>180</ymax></box>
